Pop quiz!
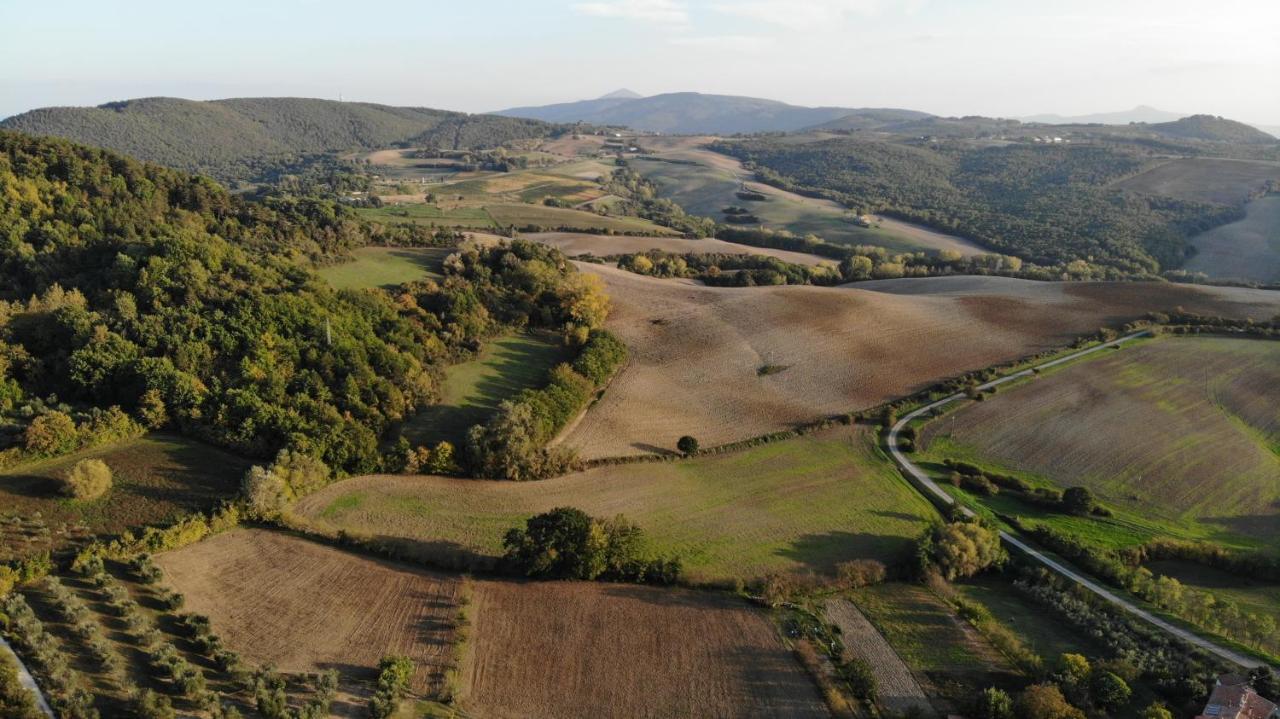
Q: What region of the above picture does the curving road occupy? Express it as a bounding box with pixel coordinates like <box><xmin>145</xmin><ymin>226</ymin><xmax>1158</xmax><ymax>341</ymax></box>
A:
<box><xmin>886</xmin><ymin>331</ymin><xmax>1268</xmax><ymax>671</ymax></box>
<box><xmin>1</xmin><ymin>634</ymin><xmax>55</xmax><ymax>717</ymax></box>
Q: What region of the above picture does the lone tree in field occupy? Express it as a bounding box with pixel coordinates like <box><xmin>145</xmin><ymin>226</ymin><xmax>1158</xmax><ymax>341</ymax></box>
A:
<box><xmin>919</xmin><ymin>519</ymin><xmax>1005</xmax><ymax>580</ymax></box>
<box><xmin>60</xmin><ymin>459</ymin><xmax>112</xmax><ymax>500</ymax></box>
<box><xmin>1062</xmin><ymin>486</ymin><xmax>1095</xmax><ymax>515</ymax></box>
<box><xmin>676</xmin><ymin>435</ymin><xmax>699</xmax><ymax>455</ymax></box>
<box><xmin>503</xmin><ymin>507</ymin><xmax>678</xmax><ymax>582</ymax></box>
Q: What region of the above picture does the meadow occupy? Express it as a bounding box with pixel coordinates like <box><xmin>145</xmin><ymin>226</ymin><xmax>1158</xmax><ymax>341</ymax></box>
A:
<box><xmin>401</xmin><ymin>332</ymin><xmax>569</xmax><ymax>448</ymax></box>
<box><xmin>1184</xmin><ymin>195</ymin><xmax>1280</xmax><ymax>284</ymax></box>
<box><xmin>920</xmin><ymin>336</ymin><xmax>1280</xmax><ymax>544</ymax></box>
<box><xmin>0</xmin><ymin>435</ymin><xmax>252</xmax><ymax>562</ymax></box>
<box><xmin>316</xmin><ymin>246</ymin><xmax>449</xmax><ymax>289</ymax></box>
<box><xmin>293</xmin><ymin>425</ymin><xmax>938</xmax><ymax>583</ymax></box>
<box><xmin>1114</xmin><ymin>157</ymin><xmax>1280</xmax><ymax>205</ymax></box>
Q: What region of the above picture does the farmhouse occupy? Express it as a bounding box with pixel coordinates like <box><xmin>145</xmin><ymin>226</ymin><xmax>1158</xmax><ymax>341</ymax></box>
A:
<box><xmin>1195</xmin><ymin>675</ymin><xmax>1280</xmax><ymax>719</ymax></box>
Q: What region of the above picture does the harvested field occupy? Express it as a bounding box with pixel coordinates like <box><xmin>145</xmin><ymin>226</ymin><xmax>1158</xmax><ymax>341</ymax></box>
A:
<box><xmin>159</xmin><ymin>530</ymin><xmax>827</xmax><ymax>718</ymax></box>
<box><xmin>824</xmin><ymin>598</ymin><xmax>931</xmax><ymax>716</ymax></box>
<box><xmin>526</xmin><ymin>231</ymin><xmax>836</xmax><ymax>266</ymax></box>
<box><xmin>1114</xmin><ymin>157</ymin><xmax>1280</xmax><ymax>205</ymax></box>
<box><xmin>0</xmin><ymin>434</ymin><xmax>251</xmax><ymax>562</ymax></box>
<box><xmin>155</xmin><ymin>529</ymin><xmax>465</xmax><ymax>695</ymax></box>
<box><xmin>463</xmin><ymin>581</ymin><xmax>827</xmax><ymax>718</ymax></box>
<box><xmin>561</xmin><ymin>264</ymin><xmax>1280</xmax><ymax>459</ymax></box>
<box><xmin>294</xmin><ymin>425</ymin><xmax>936</xmax><ymax>582</ymax></box>
<box><xmin>1184</xmin><ymin>196</ymin><xmax>1280</xmax><ymax>284</ymax></box>
<box><xmin>921</xmin><ymin>336</ymin><xmax>1280</xmax><ymax>541</ymax></box>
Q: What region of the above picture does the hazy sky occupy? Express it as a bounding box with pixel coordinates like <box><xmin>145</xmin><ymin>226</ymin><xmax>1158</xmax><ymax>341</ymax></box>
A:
<box><xmin>4</xmin><ymin>0</ymin><xmax>1278</xmax><ymax>123</ymax></box>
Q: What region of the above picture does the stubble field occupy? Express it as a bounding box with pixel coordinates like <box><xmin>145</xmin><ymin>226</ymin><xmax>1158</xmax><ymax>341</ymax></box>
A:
<box><xmin>1114</xmin><ymin>157</ymin><xmax>1280</xmax><ymax>205</ymax></box>
<box><xmin>560</xmin><ymin>264</ymin><xmax>1280</xmax><ymax>459</ymax></box>
<box><xmin>1184</xmin><ymin>195</ymin><xmax>1280</xmax><ymax>284</ymax></box>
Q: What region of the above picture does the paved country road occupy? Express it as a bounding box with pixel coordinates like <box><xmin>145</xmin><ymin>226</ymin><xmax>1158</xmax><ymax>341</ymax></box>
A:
<box><xmin>1</xmin><ymin>634</ymin><xmax>55</xmax><ymax>717</ymax></box>
<box><xmin>886</xmin><ymin>330</ymin><xmax>1270</xmax><ymax>671</ymax></box>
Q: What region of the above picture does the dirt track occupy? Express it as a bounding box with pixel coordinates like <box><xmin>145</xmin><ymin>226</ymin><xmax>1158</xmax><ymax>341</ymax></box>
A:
<box><xmin>562</xmin><ymin>265</ymin><xmax>1280</xmax><ymax>458</ymax></box>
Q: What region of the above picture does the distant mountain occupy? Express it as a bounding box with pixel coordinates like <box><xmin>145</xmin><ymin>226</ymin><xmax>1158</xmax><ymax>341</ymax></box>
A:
<box><xmin>808</xmin><ymin>114</ymin><xmax>1018</xmax><ymax>136</ymax></box>
<box><xmin>599</xmin><ymin>88</ymin><xmax>643</xmax><ymax>100</ymax></box>
<box><xmin>1146</xmin><ymin>114</ymin><xmax>1278</xmax><ymax>144</ymax></box>
<box><xmin>495</xmin><ymin>91</ymin><xmax>932</xmax><ymax>134</ymax></box>
<box><xmin>1021</xmin><ymin>105</ymin><xmax>1186</xmax><ymax>125</ymax></box>
<box><xmin>1</xmin><ymin>96</ymin><xmax>558</xmax><ymax>184</ymax></box>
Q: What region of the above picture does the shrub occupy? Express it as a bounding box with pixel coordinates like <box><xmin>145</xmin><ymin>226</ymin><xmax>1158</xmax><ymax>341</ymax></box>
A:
<box><xmin>676</xmin><ymin>435</ymin><xmax>699</xmax><ymax>455</ymax></box>
<box><xmin>369</xmin><ymin>655</ymin><xmax>414</xmax><ymax>719</ymax></box>
<box><xmin>1016</xmin><ymin>684</ymin><xmax>1085</xmax><ymax>719</ymax></box>
<box><xmin>835</xmin><ymin>559</ymin><xmax>886</xmax><ymax>589</ymax></box>
<box><xmin>131</xmin><ymin>689</ymin><xmax>175</xmax><ymax>719</ymax></box>
<box><xmin>972</xmin><ymin>687</ymin><xmax>1015</xmax><ymax>719</ymax></box>
<box><xmin>1092</xmin><ymin>671</ymin><xmax>1132</xmax><ymax>710</ymax></box>
<box><xmin>60</xmin><ymin>459</ymin><xmax>112</xmax><ymax>500</ymax></box>
<box><xmin>840</xmin><ymin>656</ymin><xmax>877</xmax><ymax>703</ymax></box>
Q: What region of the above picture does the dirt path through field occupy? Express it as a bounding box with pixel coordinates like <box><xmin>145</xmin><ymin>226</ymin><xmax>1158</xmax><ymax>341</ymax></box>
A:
<box><xmin>824</xmin><ymin>598</ymin><xmax>931</xmax><ymax>715</ymax></box>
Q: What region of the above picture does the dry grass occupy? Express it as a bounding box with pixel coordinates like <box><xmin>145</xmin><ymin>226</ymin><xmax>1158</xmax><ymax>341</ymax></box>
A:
<box><xmin>158</xmin><ymin>530</ymin><xmax>827</xmax><ymax>718</ymax></box>
<box><xmin>561</xmin><ymin>264</ymin><xmax>1280</xmax><ymax>459</ymax></box>
<box><xmin>1114</xmin><ymin>158</ymin><xmax>1280</xmax><ymax>205</ymax></box>
<box><xmin>463</xmin><ymin>581</ymin><xmax>827</xmax><ymax>718</ymax></box>
<box><xmin>823</xmin><ymin>598</ymin><xmax>932</xmax><ymax>716</ymax></box>
<box><xmin>921</xmin><ymin>335</ymin><xmax>1280</xmax><ymax>540</ymax></box>
<box><xmin>155</xmin><ymin>529</ymin><xmax>465</xmax><ymax>696</ymax></box>
<box><xmin>1184</xmin><ymin>195</ymin><xmax>1280</xmax><ymax>284</ymax></box>
<box><xmin>294</xmin><ymin>425</ymin><xmax>935</xmax><ymax>583</ymax></box>
<box><xmin>527</xmin><ymin>231</ymin><xmax>837</xmax><ymax>266</ymax></box>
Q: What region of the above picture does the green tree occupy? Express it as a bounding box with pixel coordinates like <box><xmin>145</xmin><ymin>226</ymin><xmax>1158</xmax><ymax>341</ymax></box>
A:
<box><xmin>924</xmin><ymin>520</ymin><xmax>1005</xmax><ymax>580</ymax></box>
<box><xmin>1139</xmin><ymin>703</ymin><xmax>1173</xmax><ymax>719</ymax></box>
<box><xmin>972</xmin><ymin>687</ymin><xmax>1014</xmax><ymax>719</ymax></box>
<box><xmin>1062</xmin><ymin>486</ymin><xmax>1095</xmax><ymax>515</ymax></box>
<box><xmin>1016</xmin><ymin>684</ymin><xmax>1085</xmax><ymax>719</ymax></box>
<box><xmin>1091</xmin><ymin>671</ymin><xmax>1132</xmax><ymax>710</ymax></box>
<box><xmin>676</xmin><ymin>435</ymin><xmax>699</xmax><ymax>455</ymax></box>
<box><xmin>61</xmin><ymin>459</ymin><xmax>112</xmax><ymax>500</ymax></box>
<box><xmin>24</xmin><ymin>411</ymin><xmax>78</xmax><ymax>456</ymax></box>
<box><xmin>503</xmin><ymin>507</ymin><xmax>602</xmax><ymax>579</ymax></box>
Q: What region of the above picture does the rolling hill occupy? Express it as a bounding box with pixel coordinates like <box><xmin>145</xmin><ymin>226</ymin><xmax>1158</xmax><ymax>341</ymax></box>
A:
<box><xmin>495</xmin><ymin>91</ymin><xmax>931</xmax><ymax>134</ymax></box>
<box><xmin>0</xmin><ymin>96</ymin><xmax>559</xmax><ymax>184</ymax></box>
<box><xmin>1021</xmin><ymin>105</ymin><xmax>1187</xmax><ymax>125</ymax></box>
<box><xmin>1146</xmin><ymin>114</ymin><xmax>1278</xmax><ymax>144</ymax></box>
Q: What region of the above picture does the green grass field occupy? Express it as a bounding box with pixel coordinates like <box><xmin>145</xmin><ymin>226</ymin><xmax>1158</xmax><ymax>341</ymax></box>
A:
<box><xmin>0</xmin><ymin>435</ymin><xmax>252</xmax><ymax>561</ymax></box>
<box><xmin>293</xmin><ymin>426</ymin><xmax>938</xmax><ymax>582</ymax></box>
<box><xmin>401</xmin><ymin>332</ymin><xmax>569</xmax><ymax>448</ymax></box>
<box><xmin>317</xmin><ymin>246</ymin><xmax>451</xmax><ymax>290</ymax></box>
<box><xmin>919</xmin><ymin>336</ymin><xmax>1280</xmax><ymax>548</ymax></box>
<box><xmin>355</xmin><ymin>204</ymin><xmax>497</xmax><ymax>229</ymax></box>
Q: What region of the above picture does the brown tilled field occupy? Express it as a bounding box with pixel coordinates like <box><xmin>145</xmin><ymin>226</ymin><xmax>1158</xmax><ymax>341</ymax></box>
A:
<box><xmin>463</xmin><ymin>581</ymin><xmax>828</xmax><ymax>719</ymax></box>
<box><xmin>561</xmin><ymin>265</ymin><xmax>1280</xmax><ymax>459</ymax></box>
<box><xmin>1114</xmin><ymin>157</ymin><xmax>1280</xmax><ymax>205</ymax></box>
<box><xmin>155</xmin><ymin>529</ymin><xmax>466</xmax><ymax>696</ymax></box>
<box><xmin>920</xmin><ymin>335</ymin><xmax>1280</xmax><ymax>538</ymax></box>
<box><xmin>158</xmin><ymin>530</ymin><xmax>827</xmax><ymax>718</ymax></box>
<box><xmin>526</xmin><ymin>231</ymin><xmax>837</xmax><ymax>266</ymax></box>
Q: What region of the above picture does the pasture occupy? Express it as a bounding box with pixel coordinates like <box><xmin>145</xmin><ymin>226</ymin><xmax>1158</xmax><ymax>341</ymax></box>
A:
<box><xmin>293</xmin><ymin>425</ymin><xmax>937</xmax><ymax>583</ymax></box>
<box><xmin>920</xmin><ymin>336</ymin><xmax>1280</xmax><ymax>543</ymax></box>
<box><xmin>1114</xmin><ymin>157</ymin><xmax>1280</xmax><ymax>205</ymax></box>
<box><xmin>560</xmin><ymin>264</ymin><xmax>1280</xmax><ymax>459</ymax></box>
<box><xmin>158</xmin><ymin>530</ymin><xmax>828</xmax><ymax>718</ymax></box>
<box><xmin>0</xmin><ymin>435</ymin><xmax>251</xmax><ymax>562</ymax></box>
<box><xmin>526</xmin><ymin>231</ymin><xmax>837</xmax><ymax>266</ymax></box>
<box><xmin>402</xmin><ymin>332</ymin><xmax>569</xmax><ymax>448</ymax></box>
<box><xmin>317</xmin><ymin>246</ymin><xmax>449</xmax><ymax>289</ymax></box>
<box><xmin>1184</xmin><ymin>195</ymin><xmax>1280</xmax><ymax>284</ymax></box>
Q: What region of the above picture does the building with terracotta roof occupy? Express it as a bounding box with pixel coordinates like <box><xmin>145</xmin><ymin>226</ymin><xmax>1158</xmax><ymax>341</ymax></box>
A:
<box><xmin>1196</xmin><ymin>675</ymin><xmax>1280</xmax><ymax>719</ymax></box>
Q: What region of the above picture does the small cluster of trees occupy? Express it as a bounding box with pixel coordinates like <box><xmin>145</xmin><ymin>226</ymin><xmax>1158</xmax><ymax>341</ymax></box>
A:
<box><xmin>241</xmin><ymin>450</ymin><xmax>331</xmax><ymax>519</ymax></box>
<box><xmin>0</xmin><ymin>592</ymin><xmax>98</xmax><ymax>718</ymax></box>
<box><xmin>369</xmin><ymin>655</ymin><xmax>414</xmax><ymax>718</ymax></box>
<box><xmin>502</xmin><ymin>507</ymin><xmax>681</xmax><ymax>583</ymax></box>
<box><xmin>944</xmin><ymin>460</ymin><xmax>1108</xmax><ymax>516</ymax></box>
<box><xmin>915</xmin><ymin>517</ymin><xmax>1005</xmax><ymax>580</ymax></box>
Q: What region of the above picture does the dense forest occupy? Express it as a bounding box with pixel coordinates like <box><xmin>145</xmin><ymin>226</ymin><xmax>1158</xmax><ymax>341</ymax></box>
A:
<box><xmin>0</xmin><ymin>131</ymin><xmax>603</xmax><ymax>474</ymax></box>
<box><xmin>0</xmin><ymin>97</ymin><xmax>562</xmax><ymax>186</ymax></box>
<box><xmin>711</xmin><ymin>137</ymin><xmax>1244</xmax><ymax>277</ymax></box>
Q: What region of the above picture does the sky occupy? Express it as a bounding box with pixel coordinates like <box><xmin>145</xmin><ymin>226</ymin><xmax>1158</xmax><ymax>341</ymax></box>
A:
<box><xmin>3</xmin><ymin>0</ymin><xmax>1279</xmax><ymax>124</ymax></box>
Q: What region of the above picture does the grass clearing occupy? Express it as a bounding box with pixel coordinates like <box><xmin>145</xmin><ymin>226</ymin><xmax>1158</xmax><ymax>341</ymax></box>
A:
<box><xmin>317</xmin><ymin>246</ymin><xmax>451</xmax><ymax>289</ymax></box>
<box><xmin>0</xmin><ymin>434</ymin><xmax>252</xmax><ymax>562</ymax></box>
<box><xmin>920</xmin><ymin>336</ymin><xmax>1280</xmax><ymax>544</ymax></box>
<box><xmin>355</xmin><ymin>204</ymin><xmax>497</xmax><ymax>229</ymax></box>
<box><xmin>402</xmin><ymin>332</ymin><xmax>570</xmax><ymax>448</ymax></box>
<box><xmin>294</xmin><ymin>425</ymin><xmax>938</xmax><ymax>582</ymax></box>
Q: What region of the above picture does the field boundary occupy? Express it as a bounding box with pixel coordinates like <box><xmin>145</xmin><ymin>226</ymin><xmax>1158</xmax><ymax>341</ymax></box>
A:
<box><xmin>884</xmin><ymin>331</ymin><xmax>1271</xmax><ymax>671</ymax></box>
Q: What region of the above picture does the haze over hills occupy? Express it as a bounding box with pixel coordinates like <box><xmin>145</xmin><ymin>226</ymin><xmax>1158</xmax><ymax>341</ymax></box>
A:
<box><xmin>0</xmin><ymin>96</ymin><xmax>558</xmax><ymax>184</ymax></box>
<box><xmin>496</xmin><ymin>90</ymin><xmax>932</xmax><ymax>134</ymax></box>
<box><xmin>1021</xmin><ymin>105</ymin><xmax>1187</xmax><ymax>125</ymax></box>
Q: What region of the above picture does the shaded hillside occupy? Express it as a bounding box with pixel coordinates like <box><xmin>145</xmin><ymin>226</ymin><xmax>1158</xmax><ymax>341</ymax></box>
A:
<box><xmin>1147</xmin><ymin>114</ymin><xmax>1277</xmax><ymax>144</ymax></box>
<box><xmin>497</xmin><ymin>91</ymin><xmax>930</xmax><ymax>134</ymax></box>
<box><xmin>1</xmin><ymin>97</ymin><xmax>559</xmax><ymax>185</ymax></box>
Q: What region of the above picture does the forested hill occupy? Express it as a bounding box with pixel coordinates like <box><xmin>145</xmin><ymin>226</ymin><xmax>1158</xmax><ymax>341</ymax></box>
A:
<box><xmin>713</xmin><ymin>137</ymin><xmax>1242</xmax><ymax>277</ymax></box>
<box><xmin>1146</xmin><ymin>115</ymin><xmax>1278</xmax><ymax>144</ymax></box>
<box><xmin>0</xmin><ymin>131</ymin><xmax>599</xmax><ymax>473</ymax></box>
<box><xmin>0</xmin><ymin>97</ymin><xmax>560</xmax><ymax>185</ymax></box>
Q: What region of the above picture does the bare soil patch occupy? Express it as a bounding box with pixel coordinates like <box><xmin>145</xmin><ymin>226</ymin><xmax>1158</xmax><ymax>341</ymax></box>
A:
<box><xmin>1114</xmin><ymin>157</ymin><xmax>1280</xmax><ymax>205</ymax></box>
<box><xmin>463</xmin><ymin>582</ymin><xmax>827</xmax><ymax>719</ymax></box>
<box><xmin>563</xmin><ymin>264</ymin><xmax>1280</xmax><ymax>459</ymax></box>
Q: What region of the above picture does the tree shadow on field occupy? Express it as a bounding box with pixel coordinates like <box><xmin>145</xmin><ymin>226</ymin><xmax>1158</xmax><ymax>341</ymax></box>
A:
<box><xmin>630</xmin><ymin>442</ymin><xmax>680</xmax><ymax>457</ymax></box>
<box><xmin>775</xmin><ymin>531</ymin><xmax>912</xmax><ymax>574</ymax></box>
<box><xmin>718</xmin><ymin>645</ymin><xmax>829</xmax><ymax>712</ymax></box>
<box><xmin>367</xmin><ymin>534</ymin><xmax>497</xmax><ymax>574</ymax></box>
<box><xmin>596</xmin><ymin>582</ymin><xmax>732</xmax><ymax>610</ymax></box>
<box><xmin>1201</xmin><ymin>512</ymin><xmax>1280</xmax><ymax>543</ymax></box>
<box><xmin>870</xmin><ymin>509</ymin><xmax>926</xmax><ymax>523</ymax></box>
